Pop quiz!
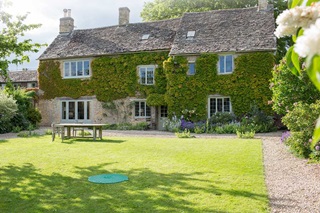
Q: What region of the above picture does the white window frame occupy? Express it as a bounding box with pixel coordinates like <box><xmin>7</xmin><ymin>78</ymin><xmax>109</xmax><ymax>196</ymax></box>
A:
<box><xmin>27</xmin><ymin>82</ymin><xmax>37</xmax><ymax>88</ymax></box>
<box><xmin>63</xmin><ymin>59</ymin><xmax>91</xmax><ymax>79</ymax></box>
<box><xmin>138</xmin><ymin>65</ymin><xmax>156</xmax><ymax>85</ymax></box>
<box><xmin>218</xmin><ymin>54</ymin><xmax>234</xmax><ymax>75</ymax></box>
<box><xmin>207</xmin><ymin>95</ymin><xmax>232</xmax><ymax>118</ymax></box>
<box><xmin>188</xmin><ymin>61</ymin><xmax>196</xmax><ymax>75</ymax></box>
<box><xmin>61</xmin><ymin>100</ymin><xmax>91</xmax><ymax>123</ymax></box>
<box><xmin>187</xmin><ymin>31</ymin><xmax>196</xmax><ymax>39</ymax></box>
<box><xmin>142</xmin><ymin>34</ymin><xmax>150</xmax><ymax>40</ymax></box>
<box><xmin>134</xmin><ymin>100</ymin><xmax>151</xmax><ymax>118</ymax></box>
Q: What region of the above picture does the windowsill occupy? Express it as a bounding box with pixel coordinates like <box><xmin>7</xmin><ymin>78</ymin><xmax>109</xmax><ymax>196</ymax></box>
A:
<box><xmin>63</xmin><ymin>76</ymin><xmax>91</xmax><ymax>79</ymax></box>
<box><xmin>134</xmin><ymin>116</ymin><xmax>151</xmax><ymax>119</ymax></box>
<box><xmin>217</xmin><ymin>72</ymin><xmax>233</xmax><ymax>75</ymax></box>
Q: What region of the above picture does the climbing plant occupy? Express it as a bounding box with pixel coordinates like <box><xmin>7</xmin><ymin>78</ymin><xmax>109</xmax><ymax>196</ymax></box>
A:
<box><xmin>38</xmin><ymin>51</ymin><xmax>274</xmax><ymax>121</ymax></box>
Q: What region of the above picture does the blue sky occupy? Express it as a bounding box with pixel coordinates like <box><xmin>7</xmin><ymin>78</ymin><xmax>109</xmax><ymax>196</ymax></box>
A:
<box><xmin>5</xmin><ymin>0</ymin><xmax>152</xmax><ymax>71</ymax></box>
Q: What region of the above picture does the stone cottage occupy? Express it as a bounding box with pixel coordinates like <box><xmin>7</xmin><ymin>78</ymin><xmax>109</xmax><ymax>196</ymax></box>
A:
<box><xmin>38</xmin><ymin>0</ymin><xmax>276</xmax><ymax>129</ymax></box>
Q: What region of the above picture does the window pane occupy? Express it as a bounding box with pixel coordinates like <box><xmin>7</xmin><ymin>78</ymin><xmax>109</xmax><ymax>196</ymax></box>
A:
<box><xmin>135</xmin><ymin>102</ymin><xmax>140</xmax><ymax>117</ymax></box>
<box><xmin>87</xmin><ymin>101</ymin><xmax>90</xmax><ymax>119</ymax></box>
<box><xmin>219</xmin><ymin>56</ymin><xmax>225</xmax><ymax>73</ymax></box>
<box><xmin>140</xmin><ymin>68</ymin><xmax>146</xmax><ymax>84</ymax></box>
<box><xmin>146</xmin><ymin>104</ymin><xmax>151</xmax><ymax>117</ymax></box>
<box><xmin>224</xmin><ymin>98</ymin><xmax>230</xmax><ymax>112</ymax></box>
<box><xmin>68</xmin><ymin>102</ymin><xmax>75</xmax><ymax>119</ymax></box>
<box><xmin>71</xmin><ymin>62</ymin><xmax>77</xmax><ymax>76</ymax></box>
<box><xmin>140</xmin><ymin>102</ymin><xmax>145</xmax><ymax>116</ymax></box>
<box><xmin>64</xmin><ymin>63</ymin><xmax>70</xmax><ymax>77</ymax></box>
<box><xmin>84</xmin><ymin>61</ymin><xmax>90</xmax><ymax>76</ymax></box>
<box><xmin>160</xmin><ymin>106</ymin><xmax>168</xmax><ymax>117</ymax></box>
<box><xmin>210</xmin><ymin>98</ymin><xmax>216</xmax><ymax>116</ymax></box>
<box><xmin>77</xmin><ymin>61</ymin><xmax>83</xmax><ymax>76</ymax></box>
<box><xmin>188</xmin><ymin>63</ymin><xmax>195</xmax><ymax>75</ymax></box>
<box><xmin>62</xmin><ymin>102</ymin><xmax>67</xmax><ymax>119</ymax></box>
<box><xmin>217</xmin><ymin>98</ymin><xmax>223</xmax><ymax>112</ymax></box>
<box><xmin>226</xmin><ymin>55</ymin><xmax>233</xmax><ymax>73</ymax></box>
<box><xmin>146</xmin><ymin>68</ymin><xmax>154</xmax><ymax>84</ymax></box>
<box><xmin>78</xmin><ymin>101</ymin><xmax>84</xmax><ymax>119</ymax></box>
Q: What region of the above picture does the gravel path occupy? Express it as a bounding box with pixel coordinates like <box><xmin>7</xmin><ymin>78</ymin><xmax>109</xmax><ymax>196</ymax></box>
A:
<box><xmin>1</xmin><ymin>129</ymin><xmax>320</xmax><ymax>212</ymax></box>
<box><xmin>262</xmin><ymin>136</ymin><xmax>320</xmax><ymax>213</ymax></box>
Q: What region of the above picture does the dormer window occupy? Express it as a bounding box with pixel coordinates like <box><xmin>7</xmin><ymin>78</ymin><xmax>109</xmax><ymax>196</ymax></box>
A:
<box><xmin>187</xmin><ymin>31</ymin><xmax>195</xmax><ymax>39</ymax></box>
<box><xmin>142</xmin><ymin>34</ymin><xmax>150</xmax><ymax>40</ymax></box>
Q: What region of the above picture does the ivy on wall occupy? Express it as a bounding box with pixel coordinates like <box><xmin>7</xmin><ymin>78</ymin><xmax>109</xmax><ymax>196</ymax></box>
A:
<box><xmin>38</xmin><ymin>51</ymin><xmax>274</xmax><ymax>121</ymax></box>
<box><xmin>163</xmin><ymin>52</ymin><xmax>274</xmax><ymax>120</ymax></box>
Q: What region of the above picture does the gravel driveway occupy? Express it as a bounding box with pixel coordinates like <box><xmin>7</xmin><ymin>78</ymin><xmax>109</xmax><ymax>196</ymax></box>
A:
<box><xmin>1</xmin><ymin>129</ymin><xmax>320</xmax><ymax>212</ymax></box>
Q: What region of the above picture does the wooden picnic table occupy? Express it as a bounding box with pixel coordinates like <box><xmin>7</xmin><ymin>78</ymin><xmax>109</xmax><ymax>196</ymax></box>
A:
<box><xmin>52</xmin><ymin>123</ymin><xmax>104</xmax><ymax>141</ymax></box>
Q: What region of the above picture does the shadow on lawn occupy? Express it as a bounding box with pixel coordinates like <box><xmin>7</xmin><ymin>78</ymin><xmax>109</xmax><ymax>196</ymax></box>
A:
<box><xmin>0</xmin><ymin>139</ymin><xmax>8</xmax><ymax>143</ymax></box>
<box><xmin>61</xmin><ymin>138</ymin><xmax>126</xmax><ymax>144</ymax></box>
<box><xmin>0</xmin><ymin>163</ymin><xmax>267</xmax><ymax>213</ymax></box>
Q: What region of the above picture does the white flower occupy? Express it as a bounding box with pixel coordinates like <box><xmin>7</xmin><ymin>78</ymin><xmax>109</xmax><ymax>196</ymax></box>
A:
<box><xmin>275</xmin><ymin>3</ymin><xmax>320</xmax><ymax>38</ymax></box>
<box><xmin>295</xmin><ymin>19</ymin><xmax>320</xmax><ymax>57</ymax></box>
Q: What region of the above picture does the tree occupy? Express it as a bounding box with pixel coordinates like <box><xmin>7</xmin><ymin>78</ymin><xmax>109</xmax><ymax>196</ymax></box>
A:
<box><xmin>141</xmin><ymin>0</ymin><xmax>258</xmax><ymax>21</ymax></box>
<box><xmin>0</xmin><ymin>1</ymin><xmax>43</xmax><ymax>86</ymax></box>
<box><xmin>0</xmin><ymin>90</ymin><xmax>17</xmax><ymax>133</ymax></box>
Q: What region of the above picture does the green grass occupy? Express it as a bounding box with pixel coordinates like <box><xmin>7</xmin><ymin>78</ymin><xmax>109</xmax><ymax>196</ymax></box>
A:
<box><xmin>0</xmin><ymin>136</ymin><xmax>269</xmax><ymax>213</ymax></box>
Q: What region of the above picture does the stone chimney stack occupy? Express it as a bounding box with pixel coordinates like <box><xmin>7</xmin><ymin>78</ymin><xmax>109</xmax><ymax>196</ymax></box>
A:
<box><xmin>59</xmin><ymin>9</ymin><xmax>74</xmax><ymax>34</ymax></box>
<box><xmin>119</xmin><ymin>7</ymin><xmax>130</xmax><ymax>25</ymax></box>
<box><xmin>258</xmin><ymin>0</ymin><xmax>268</xmax><ymax>11</ymax></box>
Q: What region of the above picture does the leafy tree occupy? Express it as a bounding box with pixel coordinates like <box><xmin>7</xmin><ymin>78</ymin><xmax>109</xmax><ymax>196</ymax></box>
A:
<box><xmin>141</xmin><ymin>0</ymin><xmax>258</xmax><ymax>21</ymax></box>
<box><xmin>270</xmin><ymin>59</ymin><xmax>320</xmax><ymax>115</ymax></box>
<box><xmin>0</xmin><ymin>90</ymin><xmax>17</xmax><ymax>133</ymax></box>
<box><xmin>0</xmin><ymin>1</ymin><xmax>43</xmax><ymax>87</ymax></box>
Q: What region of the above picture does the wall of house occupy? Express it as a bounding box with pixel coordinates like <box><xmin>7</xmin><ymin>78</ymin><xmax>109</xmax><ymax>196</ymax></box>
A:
<box><xmin>37</xmin><ymin>51</ymin><xmax>274</xmax><ymax>126</ymax></box>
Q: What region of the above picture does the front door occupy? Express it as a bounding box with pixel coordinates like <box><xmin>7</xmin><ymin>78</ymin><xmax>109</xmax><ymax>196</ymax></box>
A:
<box><xmin>158</xmin><ymin>106</ymin><xmax>168</xmax><ymax>131</ymax></box>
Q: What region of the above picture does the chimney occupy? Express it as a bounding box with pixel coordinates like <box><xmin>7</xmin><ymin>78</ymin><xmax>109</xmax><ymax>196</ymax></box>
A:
<box><xmin>119</xmin><ymin>7</ymin><xmax>130</xmax><ymax>25</ymax></box>
<box><xmin>59</xmin><ymin>8</ymin><xmax>74</xmax><ymax>34</ymax></box>
<box><xmin>258</xmin><ymin>0</ymin><xmax>268</xmax><ymax>11</ymax></box>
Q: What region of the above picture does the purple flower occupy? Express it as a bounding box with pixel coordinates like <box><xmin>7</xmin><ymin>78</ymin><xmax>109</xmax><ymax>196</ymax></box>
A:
<box><xmin>315</xmin><ymin>145</ymin><xmax>320</xmax><ymax>151</ymax></box>
<box><xmin>281</xmin><ymin>131</ymin><xmax>290</xmax><ymax>143</ymax></box>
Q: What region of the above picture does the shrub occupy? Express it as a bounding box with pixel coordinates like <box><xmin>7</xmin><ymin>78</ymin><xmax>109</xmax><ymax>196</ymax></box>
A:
<box><xmin>194</xmin><ymin>123</ymin><xmax>206</xmax><ymax>134</ymax></box>
<box><xmin>209</xmin><ymin>112</ymin><xmax>236</xmax><ymax>127</ymax></box>
<box><xmin>284</xmin><ymin>131</ymin><xmax>311</xmax><ymax>158</ymax></box>
<box><xmin>240</xmin><ymin>105</ymin><xmax>276</xmax><ymax>133</ymax></box>
<box><xmin>282</xmin><ymin>100</ymin><xmax>320</xmax><ymax>158</ymax></box>
<box><xmin>12</xmin><ymin>126</ymin><xmax>21</xmax><ymax>133</ymax></box>
<box><xmin>215</xmin><ymin>123</ymin><xmax>239</xmax><ymax>134</ymax></box>
<box><xmin>270</xmin><ymin>59</ymin><xmax>320</xmax><ymax>115</ymax></box>
<box><xmin>175</xmin><ymin>129</ymin><xmax>195</xmax><ymax>138</ymax></box>
<box><xmin>236</xmin><ymin>130</ymin><xmax>255</xmax><ymax>139</ymax></box>
<box><xmin>27</xmin><ymin>107</ymin><xmax>42</xmax><ymax>126</ymax></box>
<box><xmin>164</xmin><ymin>116</ymin><xmax>181</xmax><ymax>132</ymax></box>
<box><xmin>181</xmin><ymin>119</ymin><xmax>195</xmax><ymax>131</ymax></box>
<box><xmin>45</xmin><ymin>129</ymin><xmax>52</xmax><ymax>135</ymax></box>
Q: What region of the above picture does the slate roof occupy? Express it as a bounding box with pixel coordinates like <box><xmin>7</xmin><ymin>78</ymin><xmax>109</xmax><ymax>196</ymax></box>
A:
<box><xmin>39</xmin><ymin>19</ymin><xmax>180</xmax><ymax>60</ymax></box>
<box><xmin>39</xmin><ymin>6</ymin><xmax>276</xmax><ymax>60</ymax></box>
<box><xmin>0</xmin><ymin>70</ymin><xmax>38</xmax><ymax>83</ymax></box>
<box><xmin>170</xmin><ymin>7</ymin><xmax>276</xmax><ymax>55</ymax></box>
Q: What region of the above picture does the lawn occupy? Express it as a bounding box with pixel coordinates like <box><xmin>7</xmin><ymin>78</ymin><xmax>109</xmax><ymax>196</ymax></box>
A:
<box><xmin>0</xmin><ymin>136</ymin><xmax>269</xmax><ymax>213</ymax></box>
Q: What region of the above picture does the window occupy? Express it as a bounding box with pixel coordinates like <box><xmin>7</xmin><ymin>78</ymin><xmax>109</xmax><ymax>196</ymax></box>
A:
<box><xmin>61</xmin><ymin>100</ymin><xmax>91</xmax><ymax>122</ymax></box>
<box><xmin>142</xmin><ymin>34</ymin><xmax>150</xmax><ymax>40</ymax></box>
<box><xmin>208</xmin><ymin>96</ymin><xmax>231</xmax><ymax>117</ymax></box>
<box><xmin>188</xmin><ymin>62</ymin><xmax>196</xmax><ymax>75</ymax></box>
<box><xmin>160</xmin><ymin>106</ymin><xmax>168</xmax><ymax>118</ymax></box>
<box><xmin>27</xmin><ymin>82</ymin><xmax>37</xmax><ymax>88</ymax></box>
<box><xmin>138</xmin><ymin>65</ymin><xmax>155</xmax><ymax>85</ymax></box>
<box><xmin>187</xmin><ymin>31</ymin><xmax>195</xmax><ymax>39</ymax></box>
<box><xmin>134</xmin><ymin>101</ymin><xmax>151</xmax><ymax>118</ymax></box>
<box><xmin>64</xmin><ymin>60</ymin><xmax>90</xmax><ymax>78</ymax></box>
<box><xmin>218</xmin><ymin>55</ymin><xmax>234</xmax><ymax>74</ymax></box>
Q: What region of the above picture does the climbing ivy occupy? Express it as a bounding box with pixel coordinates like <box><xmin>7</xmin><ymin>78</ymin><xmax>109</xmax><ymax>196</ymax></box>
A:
<box><xmin>38</xmin><ymin>51</ymin><xmax>274</xmax><ymax>121</ymax></box>
<box><xmin>163</xmin><ymin>52</ymin><xmax>274</xmax><ymax>120</ymax></box>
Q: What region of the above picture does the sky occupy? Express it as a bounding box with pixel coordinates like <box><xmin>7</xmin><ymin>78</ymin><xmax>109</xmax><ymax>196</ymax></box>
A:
<box><xmin>4</xmin><ymin>0</ymin><xmax>152</xmax><ymax>71</ymax></box>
